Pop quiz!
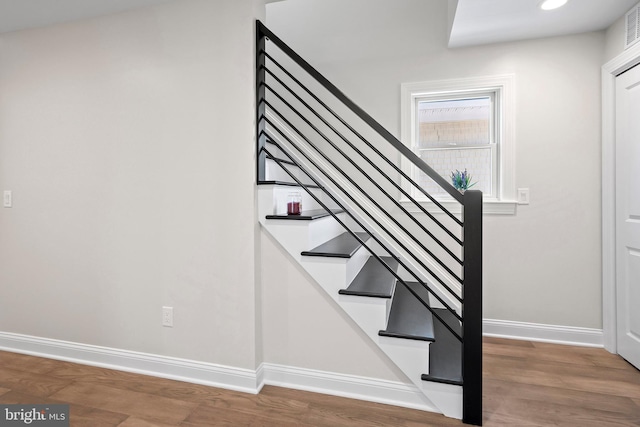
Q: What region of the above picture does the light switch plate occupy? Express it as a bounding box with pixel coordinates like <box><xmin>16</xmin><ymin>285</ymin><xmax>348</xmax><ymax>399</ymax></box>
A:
<box><xmin>517</xmin><ymin>188</ymin><xmax>530</xmax><ymax>205</ymax></box>
<box><xmin>3</xmin><ymin>191</ymin><xmax>11</xmax><ymax>208</ymax></box>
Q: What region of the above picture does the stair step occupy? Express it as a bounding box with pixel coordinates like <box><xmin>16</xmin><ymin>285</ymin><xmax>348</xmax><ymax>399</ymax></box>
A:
<box><xmin>265</xmin><ymin>209</ymin><xmax>342</xmax><ymax>221</ymax></box>
<box><xmin>338</xmin><ymin>256</ymin><xmax>398</xmax><ymax>298</ymax></box>
<box><xmin>257</xmin><ymin>180</ymin><xmax>322</xmax><ymax>189</ymax></box>
<box><xmin>379</xmin><ymin>281</ymin><xmax>435</xmax><ymax>342</ymax></box>
<box><xmin>301</xmin><ymin>232</ymin><xmax>370</xmax><ymax>258</ymax></box>
<box><xmin>421</xmin><ymin>308</ymin><xmax>463</xmax><ymax>386</ymax></box>
<box><xmin>266</xmin><ymin>155</ymin><xmax>299</xmax><ymax>168</ymax></box>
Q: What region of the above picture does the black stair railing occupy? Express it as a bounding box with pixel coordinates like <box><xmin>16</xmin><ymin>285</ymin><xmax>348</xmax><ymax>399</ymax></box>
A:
<box><xmin>256</xmin><ymin>21</ymin><xmax>482</xmax><ymax>426</ymax></box>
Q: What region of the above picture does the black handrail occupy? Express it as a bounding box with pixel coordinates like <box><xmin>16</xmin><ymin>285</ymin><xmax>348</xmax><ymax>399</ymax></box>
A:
<box><xmin>257</xmin><ymin>21</ymin><xmax>463</xmax><ymax>203</ymax></box>
<box><xmin>256</xmin><ymin>20</ymin><xmax>482</xmax><ymax>426</ymax></box>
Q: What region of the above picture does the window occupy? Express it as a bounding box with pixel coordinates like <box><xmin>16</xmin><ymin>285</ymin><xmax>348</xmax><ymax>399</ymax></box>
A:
<box><xmin>415</xmin><ymin>95</ymin><xmax>496</xmax><ymax>197</ymax></box>
<box><xmin>400</xmin><ymin>75</ymin><xmax>516</xmax><ymax>214</ymax></box>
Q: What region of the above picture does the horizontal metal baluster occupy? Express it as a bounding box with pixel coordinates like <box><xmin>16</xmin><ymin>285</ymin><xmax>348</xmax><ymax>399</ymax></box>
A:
<box><xmin>261</xmin><ymin>69</ymin><xmax>463</xmax><ymax>248</ymax></box>
<box><xmin>259</xmin><ymin>53</ymin><xmax>462</xmax><ymax>227</ymax></box>
<box><xmin>260</xmin><ymin>117</ymin><xmax>464</xmax><ymax>309</ymax></box>
<box><xmin>261</xmin><ymin>89</ymin><xmax>464</xmax><ymax>280</ymax></box>
<box><xmin>262</xmin><ymin>145</ymin><xmax>463</xmax><ymax>340</ymax></box>
<box><xmin>260</xmin><ymin>112</ymin><xmax>463</xmax><ymax>303</ymax></box>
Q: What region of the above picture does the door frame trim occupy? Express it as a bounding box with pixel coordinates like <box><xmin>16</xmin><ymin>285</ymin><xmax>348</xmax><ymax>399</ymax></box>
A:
<box><xmin>602</xmin><ymin>43</ymin><xmax>640</xmax><ymax>353</ymax></box>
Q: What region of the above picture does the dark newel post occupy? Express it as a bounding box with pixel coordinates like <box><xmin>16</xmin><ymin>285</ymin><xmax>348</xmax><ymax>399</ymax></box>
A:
<box><xmin>256</xmin><ymin>21</ymin><xmax>266</xmax><ymax>182</ymax></box>
<box><xmin>462</xmin><ymin>189</ymin><xmax>483</xmax><ymax>426</ymax></box>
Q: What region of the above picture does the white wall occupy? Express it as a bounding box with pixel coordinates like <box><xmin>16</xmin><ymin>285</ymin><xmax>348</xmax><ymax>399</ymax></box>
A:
<box><xmin>264</xmin><ymin>0</ymin><xmax>604</xmax><ymax>345</ymax></box>
<box><xmin>0</xmin><ymin>0</ymin><xmax>264</xmax><ymax>369</ymax></box>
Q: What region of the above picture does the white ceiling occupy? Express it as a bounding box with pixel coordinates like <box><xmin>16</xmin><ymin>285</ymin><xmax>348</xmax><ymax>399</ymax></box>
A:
<box><xmin>449</xmin><ymin>0</ymin><xmax>639</xmax><ymax>48</ymax></box>
<box><xmin>0</xmin><ymin>0</ymin><xmax>175</xmax><ymax>34</ymax></box>
<box><xmin>0</xmin><ymin>0</ymin><xmax>636</xmax><ymax>48</ymax></box>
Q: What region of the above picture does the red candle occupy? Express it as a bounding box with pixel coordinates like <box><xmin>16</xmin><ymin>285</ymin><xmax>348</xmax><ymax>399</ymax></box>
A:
<box><xmin>287</xmin><ymin>192</ymin><xmax>302</xmax><ymax>215</ymax></box>
<box><xmin>287</xmin><ymin>201</ymin><xmax>301</xmax><ymax>215</ymax></box>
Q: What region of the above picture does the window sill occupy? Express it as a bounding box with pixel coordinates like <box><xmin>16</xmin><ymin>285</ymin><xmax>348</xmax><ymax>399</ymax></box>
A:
<box><xmin>400</xmin><ymin>198</ymin><xmax>518</xmax><ymax>216</ymax></box>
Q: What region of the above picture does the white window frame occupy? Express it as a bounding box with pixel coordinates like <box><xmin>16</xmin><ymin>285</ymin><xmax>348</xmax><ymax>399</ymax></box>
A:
<box><xmin>400</xmin><ymin>74</ymin><xmax>517</xmax><ymax>215</ymax></box>
<box><xmin>413</xmin><ymin>93</ymin><xmax>498</xmax><ymax>198</ymax></box>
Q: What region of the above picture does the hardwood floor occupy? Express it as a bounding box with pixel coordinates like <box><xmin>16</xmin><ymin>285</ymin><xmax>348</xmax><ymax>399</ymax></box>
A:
<box><xmin>0</xmin><ymin>337</ymin><xmax>639</xmax><ymax>426</ymax></box>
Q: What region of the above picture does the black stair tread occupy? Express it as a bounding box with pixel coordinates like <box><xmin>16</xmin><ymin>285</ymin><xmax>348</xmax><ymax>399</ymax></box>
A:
<box><xmin>257</xmin><ymin>180</ymin><xmax>322</xmax><ymax>189</ymax></box>
<box><xmin>422</xmin><ymin>308</ymin><xmax>463</xmax><ymax>386</ymax></box>
<box><xmin>379</xmin><ymin>281</ymin><xmax>435</xmax><ymax>342</ymax></box>
<box><xmin>301</xmin><ymin>232</ymin><xmax>370</xmax><ymax>258</ymax></box>
<box><xmin>338</xmin><ymin>256</ymin><xmax>398</xmax><ymax>298</ymax></box>
<box><xmin>265</xmin><ymin>209</ymin><xmax>342</xmax><ymax>221</ymax></box>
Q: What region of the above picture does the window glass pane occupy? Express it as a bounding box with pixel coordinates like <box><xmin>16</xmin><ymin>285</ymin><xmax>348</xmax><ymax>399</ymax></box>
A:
<box><xmin>417</xmin><ymin>97</ymin><xmax>491</xmax><ymax>148</ymax></box>
<box><xmin>416</xmin><ymin>147</ymin><xmax>493</xmax><ymax>196</ymax></box>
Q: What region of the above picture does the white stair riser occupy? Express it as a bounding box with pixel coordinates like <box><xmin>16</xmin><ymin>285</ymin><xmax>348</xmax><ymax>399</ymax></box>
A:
<box><xmin>261</xmin><ymin>217</ymin><xmax>345</xmax><ymax>257</ymax></box>
<box><xmin>345</xmin><ymin>245</ymin><xmax>370</xmax><ymax>286</ymax></box>
<box><xmin>338</xmin><ymin>294</ymin><xmax>390</xmax><ymax>332</ymax></box>
<box><xmin>258</xmin><ymin>185</ymin><xmax>326</xmax><ymax>216</ymax></box>
<box><xmin>301</xmin><ymin>246</ymin><xmax>369</xmax><ymax>297</ymax></box>
<box><xmin>258</xmin><ymin>185</ymin><xmax>341</xmax><ymax>219</ymax></box>
<box><xmin>265</xmin><ymin>159</ymin><xmax>316</xmax><ymax>186</ymax></box>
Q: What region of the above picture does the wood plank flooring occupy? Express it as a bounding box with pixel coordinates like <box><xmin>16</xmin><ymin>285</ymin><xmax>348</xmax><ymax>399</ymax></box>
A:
<box><xmin>0</xmin><ymin>337</ymin><xmax>639</xmax><ymax>426</ymax></box>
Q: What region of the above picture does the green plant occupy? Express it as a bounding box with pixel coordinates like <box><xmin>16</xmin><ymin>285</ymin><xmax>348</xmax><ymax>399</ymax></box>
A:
<box><xmin>450</xmin><ymin>169</ymin><xmax>476</xmax><ymax>191</ymax></box>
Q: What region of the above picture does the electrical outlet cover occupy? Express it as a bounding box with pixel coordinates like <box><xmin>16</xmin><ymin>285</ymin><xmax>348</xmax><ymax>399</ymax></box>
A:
<box><xmin>162</xmin><ymin>306</ymin><xmax>173</xmax><ymax>327</ymax></box>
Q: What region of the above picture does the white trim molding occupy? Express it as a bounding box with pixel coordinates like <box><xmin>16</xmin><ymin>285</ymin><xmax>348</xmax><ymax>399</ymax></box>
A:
<box><xmin>0</xmin><ymin>331</ymin><xmax>260</xmax><ymax>393</ymax></box>
<box><xmin>400</xmin><ymin>74</ymin><xmax>517</xmax><ymax>215</ymax></box>
<box><xmin>0</xmin><ymin>331</ymin><xmax>436</xmax><ymax>413</ymax></box>
<box><xmin>0</xmin><ymin>325</ymin><xmax>605</xmax><ymax>414</ymax></box>
<box><xmin>601</xmin><ymin>41</ymin><xmax>640</xmax><ymax>354</ymax></box>
<box><xmin>403</xmin><ymin>198</ymin><xmax>517</xmax><ymax>216</ymax></box>
<box><xmin>260</xmin><ymin>363</ymin><xmax>438</xmax><ymax>413</ymax></box>
<box><xmin>483</xmin><ymin>319</ymin><xmax>604</xmax><ymax>348</ymax></box>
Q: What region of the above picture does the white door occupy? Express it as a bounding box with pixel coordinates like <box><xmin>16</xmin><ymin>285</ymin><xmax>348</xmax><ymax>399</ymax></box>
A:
<box><xmin>616</xmin><ymin>63</ymin><xmax>640</xmax><ymax>369</ymax></box>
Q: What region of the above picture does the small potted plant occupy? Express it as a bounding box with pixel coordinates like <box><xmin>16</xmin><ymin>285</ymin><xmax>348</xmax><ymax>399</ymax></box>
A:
<box><xmin>450</xmin><ymin>169</ymin><xmax>476</xmax><ymax>192</ymax></box>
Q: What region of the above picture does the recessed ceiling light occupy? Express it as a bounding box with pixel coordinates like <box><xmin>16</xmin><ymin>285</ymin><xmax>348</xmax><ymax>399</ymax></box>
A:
<box><xmin>540</xmin><ymin>0</ymin><xmax>568</xmax><ymax>11</ymax></box>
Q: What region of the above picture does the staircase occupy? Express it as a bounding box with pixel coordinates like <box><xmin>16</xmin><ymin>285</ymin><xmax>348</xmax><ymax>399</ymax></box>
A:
<box><xmin>256</xmin><ymin>21</ymin><xmax>483</xmax><ymax>425</ymax></box>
